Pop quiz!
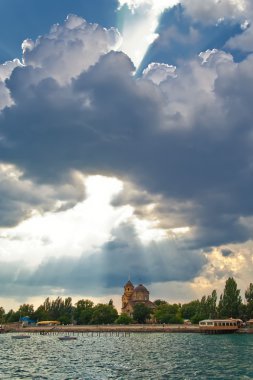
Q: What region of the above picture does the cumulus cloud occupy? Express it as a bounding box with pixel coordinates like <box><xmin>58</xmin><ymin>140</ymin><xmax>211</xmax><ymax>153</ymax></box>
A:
<box><xmin>226</xmin><ymin>23</ymin><xmax>253</xmax><ymax>53</ymax></box>
<box><xmin>142</xmin><ymin>62</ymin><xmax>176</xmax><ymax>84</ymax></box>
<box><xmin>22</xmin><ymin>14</ymin><xmax>122</xmax><ymax>84</ymax></box>
<box><xmin>1</xmin><ymin>11</ymin><xmax>253</xmax><ymax>303</ymax></box>
<box><xmin>0</xmin><ymin>59</ymin><xmax>22</xmax><ymax>110</ymax></box>
<box><xmin>1</xmin><ymin>22</ymin><xmax>253</xmax><ymax>249</ymax></box>
<box><xmin>182</xmin><ymin>0</ymin><xmax>247</xmax><ymax>23</ymax></box>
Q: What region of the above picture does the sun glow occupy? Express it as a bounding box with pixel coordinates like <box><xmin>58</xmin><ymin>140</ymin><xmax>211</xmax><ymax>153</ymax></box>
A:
<box><xmin>0</xmin><ymin>174</ymin><xmax>170</xmax><ymax>267</ymax></box>
<box><xmin>117</xmin><ymin>0</ymin><xmax>179</xmax><ymax>69</ymax></box>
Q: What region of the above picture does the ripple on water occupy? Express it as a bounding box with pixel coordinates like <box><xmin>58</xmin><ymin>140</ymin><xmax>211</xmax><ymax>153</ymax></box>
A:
<box><xmin>0</xmin><ymin>333</ymin><xmax>253</xmax><ymax>379</ymax></box>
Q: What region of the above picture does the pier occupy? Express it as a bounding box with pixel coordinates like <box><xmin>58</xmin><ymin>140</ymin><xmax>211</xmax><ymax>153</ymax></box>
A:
<box><xmin>2</xmin><ymin>324</ymin><xmax>253</xmax><ymax>335</ymax></box>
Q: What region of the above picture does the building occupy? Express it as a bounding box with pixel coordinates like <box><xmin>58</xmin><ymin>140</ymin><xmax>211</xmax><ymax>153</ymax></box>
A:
<box><xmin>121</xmin><ymin>280</ymin><xmax>156</xmax><ymax>317</ymax></box>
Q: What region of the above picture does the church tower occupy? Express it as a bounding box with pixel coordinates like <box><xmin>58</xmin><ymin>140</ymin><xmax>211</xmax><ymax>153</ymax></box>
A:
<box><xmin>122</xmin><ymin>280</ymin><xmax>134</xmax><ymax>310</ymax></box>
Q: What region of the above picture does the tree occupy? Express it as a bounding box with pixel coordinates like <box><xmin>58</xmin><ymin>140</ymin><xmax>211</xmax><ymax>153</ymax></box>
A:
<box><xmin>18</xmin><ymin>304</ymin><xmax>34</xmax><ymax>318</ymax></box>
<box><xmin>90</xmin><ymin>304</ymin><xmax>118</xmax><ymax>324</ymax></box>
<box><xmin>5</xmin><ymin>309</ymin><xmax>19</xmax><ymax>323</ymax></box>
<box><xmin>74</xmin><ymin>299</ymin><xmax>94</xmax><ymax>325</ymax></box>
<box><xmin>116</xmin><ymin>313</ymin><xmax>133</xmax><ymax>325</ymax></box>
<box><xmin>245</xmin><ymin>283</ymin><xmax>253</xmax><ymax>319</ymax></box>
<box><xmin>133</xmin><ymin>303</ymin><xmax>151</xmax><ymax>323</ymax></box>
<box><xmin>206</xmin><ymin>290</ymin><xmax>217</xmax><ymax>319</ymax></box>
<box><xmin>0</xmin><ymin>306</ymin><xmax>5</xmax><ymax>324</ymax></box>
<box><xmin>34</xmin><ymin>305</ymin><xmax>49</xmax><ymax>321</ymax></box>
<box><xmin>181</xmin><ymin>300</ymin><xmax>200</xmax><ymax>321</ymax></box>
<box><xmin>218</xmin><ymin>277</ymin><xmax>242</xmax><ymax>318</ymax></box>
<box><xmin>58</xmin><ymin>297</ymin><xmax>73</xmax><ymax>324</ymax></box>
<box><xmin>153</xmin><ymin>299</ymin><xmax>168</xmax><ymax>307</ymax></box>
<box><xmin>154</xmin><ymin>303</ymin><xmax>183</xmax><ymax>324</ymax></box>
<box><xmin>245</xmin><ymin>283</ymin><xmax>253</xmax><ymax>303</ymax></box>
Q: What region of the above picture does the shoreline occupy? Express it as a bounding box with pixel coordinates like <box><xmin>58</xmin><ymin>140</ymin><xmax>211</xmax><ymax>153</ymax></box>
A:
<box><xmin>2</xmin><ymin>324</ymin><xmax>253</xmax><ymax>334</ymax></box>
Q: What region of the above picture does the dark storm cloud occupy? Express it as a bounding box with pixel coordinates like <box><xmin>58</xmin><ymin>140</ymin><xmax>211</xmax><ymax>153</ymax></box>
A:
<box><xmin>0</xmin><ymin>14</ymin><xmax>253</xmax><ymax>273</ymax></box>
<box><xmin>0</xmin><ymin>165</ymin><xmax>85</xmax><ymax>227</ymax></box>
<box><xmin>1</xmin><ymin>48</ymin><xmax>253</xmax><ymax>249</ymax></box>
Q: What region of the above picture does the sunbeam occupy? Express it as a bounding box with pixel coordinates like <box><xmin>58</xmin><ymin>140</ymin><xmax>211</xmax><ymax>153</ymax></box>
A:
<box><xmin>117</xmin><ymin>0</ymin><xmax>179</xmax><ymax>69</ymax></box>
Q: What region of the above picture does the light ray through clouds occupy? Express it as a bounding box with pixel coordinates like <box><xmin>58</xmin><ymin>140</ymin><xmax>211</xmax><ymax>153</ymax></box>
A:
<box><xmin>117</xmin><ymin>0</ymin><xmax>179</xmax><ymax>68</ymax></box>
<box><xmin>1</xmin><ymin>0</ymin><xmax>253</xmax><ymax>309</ymax></box>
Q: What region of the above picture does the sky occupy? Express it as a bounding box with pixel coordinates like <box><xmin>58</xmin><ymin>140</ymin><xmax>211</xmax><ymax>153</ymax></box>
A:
<box><xmin>0</xmin><ymin>0</ymin><xmax>253</xmax><ymax>311</ymax></box>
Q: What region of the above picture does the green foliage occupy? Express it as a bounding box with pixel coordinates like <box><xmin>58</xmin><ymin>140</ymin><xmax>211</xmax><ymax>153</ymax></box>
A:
<box><xmin>245</xmin><ymin>283</ymin><xmax>253</xmax><ymax>303</ymax></box>
<box><xmin>5</xmin><ymin>309</ymin><xmax>19</xmax><ymax>323</ymax></box>
<box><xmin>181</xmin><ymin>300</ymin><xmax>200</xmax><ymax>320</ymax></box>
<box><xmin>0</xmin><ymin>306</ymin><xmax>5</xmax><ymax>323</ymax></box>
<box><xmin>153</xmin><ymin>299</ymin><xmax>168</xmax><ymax>307</ymax></box>
<box><xmin>189</xmin><ymin>290</ymin><xmax>218</xmax><ymax>323</ymax></box>
<box><xmin>33</xmin><ymin>297</ymin><xmax>73</xmax><ymax>324</ymax></box>
<box><xmin>74</xmin><ymin>299</ymin><xmax>94</xmax><ymax>325</ymax></box>
<box><xmin>18</xmin><ymin>304</ymin><xmax>35</xmax><ymax>318</ymax></box>
<box><xmin>218</xmin><ymin>277</ymin><xmax>242</xmax><ymax>318</ymax></box>
<box><xmin>154</xmin><ymin>302</ymin><xmax>183</xmax><ymax>324</ymax></box>
<box><xmin>116</xmin><ymin>313</ymin><xmax>133</xmax><ymax>325</ymax></box>
<box><xmin>1</xmin><ymin>277</ymin><xmax>251</xmax><ymax>326</ymax></box>
<box><xmin>245</xmin><ymin>283</ymin><xmax>253</xmax><ymax>319</ymax></box>
<box><xmin>90</xmin><ymin>304</ymin><xmax>118</xmax><ymax>324</ymax></box>
<box><xmin>133</xmin><ymin>303</ymin><xmax>151</xmax><ymax>323</ymax></box>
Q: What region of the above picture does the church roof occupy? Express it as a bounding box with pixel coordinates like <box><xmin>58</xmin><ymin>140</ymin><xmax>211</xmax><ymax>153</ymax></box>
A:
<box><xmin>124</xmin><ymin>280</ymin><xmax>134</xmax><ymax>287</ymax></box>
<box><xmin>134</xmin><ymin>284</ymin><xmax>149</xmax><ymax>293</ymax></box>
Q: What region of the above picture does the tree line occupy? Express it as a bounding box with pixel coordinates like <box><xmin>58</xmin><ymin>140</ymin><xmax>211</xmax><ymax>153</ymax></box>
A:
<box><xmin>0</xmin><ymin>277</ymin><xmax>253</xmax><ymax>325</ymax></box>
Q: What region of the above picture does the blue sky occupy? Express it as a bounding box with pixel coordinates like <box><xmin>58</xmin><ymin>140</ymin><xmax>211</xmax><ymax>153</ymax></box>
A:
<box><xmin>0</xmin><ymin>0</ymin><xmax>118</xmax><ymax>62</ymax></box>
<box><xmin>0</xmin><ymin>0</ymin><xmax>253</xmax><ymax>310</ymax></box>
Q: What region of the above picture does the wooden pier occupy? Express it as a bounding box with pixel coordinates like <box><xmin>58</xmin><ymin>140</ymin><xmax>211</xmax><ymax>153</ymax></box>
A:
<box><xmin>2</xmin><ymin>324</ymin><xmax>201</xmax><ymax>335</ymax></box>
<box><xmin>2</xmin><ymin>324</ymin><xmax>253</xmax><ymax>335</ymax></box>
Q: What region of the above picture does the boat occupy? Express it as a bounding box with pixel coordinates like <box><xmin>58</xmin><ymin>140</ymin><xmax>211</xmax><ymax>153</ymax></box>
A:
<box><xmin>11</xmin><ymin>335</ymin><xmax>31</xmax><ymax>339</ymax></box>
<box><xmin>58</xmin><ymin>336</ymin><xmax>77</xmax><ymax>341</ymax></box>
<box><xmin>199</xmin><ymin>319</ymin><xmax>240</xmax><ymax>334</ymax></box>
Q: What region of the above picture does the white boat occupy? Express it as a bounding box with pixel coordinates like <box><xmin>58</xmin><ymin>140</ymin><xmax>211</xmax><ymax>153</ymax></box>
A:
<box><xmin>58</xmin><ymin>336</ymin><xmax>77</xmax><ymax>341</ymax></box>
<box><xmin>199</xmin><ymin>319</ymin><xmax>240</xmax><ymax>334</ymax></box>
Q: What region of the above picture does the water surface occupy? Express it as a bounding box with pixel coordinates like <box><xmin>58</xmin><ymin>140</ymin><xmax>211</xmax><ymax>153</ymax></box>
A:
<box><xmin>0</xmin><ymin>333</ymin><xmax>252</xmax><ymax>379</ymax></box>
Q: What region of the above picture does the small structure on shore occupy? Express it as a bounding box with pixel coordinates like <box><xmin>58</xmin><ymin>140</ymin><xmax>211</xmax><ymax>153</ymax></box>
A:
<box><xmin>121</xmin><ymin>280</ymin><xmax>156</xmax><ymax>317</ymax></box>
<box><xmin>199</xmin><ymin>319</ymin><xmax>240</xmax><ymax>334</ymax></box>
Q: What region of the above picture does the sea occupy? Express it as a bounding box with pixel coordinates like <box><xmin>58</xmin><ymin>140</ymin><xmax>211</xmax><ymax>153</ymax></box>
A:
<box><xmin>0</xmin><ymin>332</ymin><xmax>252</xmax><ymax>379</ymax></box>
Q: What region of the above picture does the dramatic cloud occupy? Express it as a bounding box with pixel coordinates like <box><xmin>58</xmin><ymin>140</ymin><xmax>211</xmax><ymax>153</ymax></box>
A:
<box><xmin>0</xmin><ymin>59</ymin><xmax>22</xmax><ymax>110</ymax></box>
<box><xmin>22</xmin><ymin>14</ymin><xmax>122</xmax><ymax>84</ymax></box>
<box><xmin>0</xmin><ymin>222</ymin><xmax>205</xmax><ymax>298</ymax></box>
<box><xmin>1</xmin><ymin>5</ymin><xmax>253</xmax><ymax>306</ymax></box>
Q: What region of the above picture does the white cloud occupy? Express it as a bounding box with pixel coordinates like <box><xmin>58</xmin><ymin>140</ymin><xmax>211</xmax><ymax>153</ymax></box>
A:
<box><xmin>22</xmin><ymin>14</ymin><xmax>122</xmax><ymax>84</ymax></box>
<box><xmin>0</xmin><ymin>175</ymin><xmax>130</xmax><ymax>266</ymax></box>
<box><xmin>1</xmin><ymin>11</ymin><xmax>253</xmax><ymax>308</ymax></box>
<box><xmin>0</xmin><ymin>59</ymin><xmax>22</xmax><ymax>110</ymax></box>
<box><xmin>182</xmin><ymin>0</ymin><xmax>247</xmax><ymax>23</ymax></box>
<box><xmin>191</xmin><ymin>241</ymin><xmax>253</xmax><ymax>300</ymax></box>
<box><xmin>142</xmin><ymin>62</ymin><xmax>176</xmax><ymax>85</ymax></box>
<box><xmin>226</xmin><ymin>24</ymin><xmax>253</xmax><ymax>52</ymax></box>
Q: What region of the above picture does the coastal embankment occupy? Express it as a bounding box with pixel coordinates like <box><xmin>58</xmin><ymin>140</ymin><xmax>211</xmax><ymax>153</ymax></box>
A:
<box><xmin>2</xmin><ymin>324</ymin><xmax>253</xmax><ymax>334</ymax></box>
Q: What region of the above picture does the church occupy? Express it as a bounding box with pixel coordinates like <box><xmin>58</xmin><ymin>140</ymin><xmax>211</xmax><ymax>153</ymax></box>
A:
<box><xmin>121</xmin><ymin>280</ymin><xmax>156</xmax><ymax>317</ymax></box>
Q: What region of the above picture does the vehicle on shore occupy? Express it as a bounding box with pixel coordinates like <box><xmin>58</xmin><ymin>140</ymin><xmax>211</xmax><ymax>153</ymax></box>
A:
<box><xmin>199</xmin><ymin>319</ymin><xmax>240</xmax><ymax>334</ymax></box>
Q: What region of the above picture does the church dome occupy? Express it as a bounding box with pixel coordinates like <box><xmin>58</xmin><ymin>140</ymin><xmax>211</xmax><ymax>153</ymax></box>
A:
<box><xmin>134</xmin><ymin>284</ymin><xmax>149</xmax><ymax>293</ymax></box>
